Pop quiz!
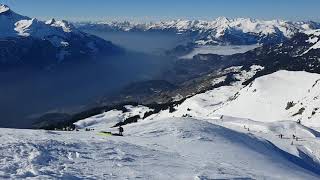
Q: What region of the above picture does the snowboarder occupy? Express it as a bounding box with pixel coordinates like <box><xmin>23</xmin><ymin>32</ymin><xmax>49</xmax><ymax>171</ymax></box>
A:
<box><xmin>119</xmin><ymin>126</ymin><xmax>124</xmax><ymax>136</ymax></box>
<box><xmin>292</xmin><ymin>134</ymin><xmax>296</xmax><ymax>139</ymax></box>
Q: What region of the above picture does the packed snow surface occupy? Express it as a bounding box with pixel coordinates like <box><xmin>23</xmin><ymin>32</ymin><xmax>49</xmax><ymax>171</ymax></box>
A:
<box><xmin>216</xmin><ymin>70</ymin><xmax>320</xmax><ymax>126</ymax></box>
<box><xmin>1</xmin><ymin>117</ymin><xmax>320</xmax><ymax>179</ymax></box>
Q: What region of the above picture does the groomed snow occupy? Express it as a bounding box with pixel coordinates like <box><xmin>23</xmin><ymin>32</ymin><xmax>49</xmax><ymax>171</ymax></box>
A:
<box><xmin>215</xmin><ymin>70</ymin><xmax>320</xmax><ymax>126</ymax></box>
<box><xmin>1</xmin><ymin>117</ymin><xmax>320</xmax><ymax>179</ymax></box>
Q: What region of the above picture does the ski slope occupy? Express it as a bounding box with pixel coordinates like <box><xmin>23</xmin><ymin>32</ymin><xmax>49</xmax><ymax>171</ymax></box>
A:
<box><xmin>215</xmin><ymin>70</ymin><xmax>320</xmax><ymax>127</ymax></box>
<box><xmin>1</xmin><ymin>116</ymin><xmax>320</xmax><ymax>179</ymax></box>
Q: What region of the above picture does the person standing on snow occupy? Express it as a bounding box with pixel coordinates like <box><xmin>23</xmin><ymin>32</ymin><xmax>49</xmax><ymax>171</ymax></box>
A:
<box><xmin>119</xmin><ymin>126</ymin><xmax>124</xmax><ymax>136</ymax></box>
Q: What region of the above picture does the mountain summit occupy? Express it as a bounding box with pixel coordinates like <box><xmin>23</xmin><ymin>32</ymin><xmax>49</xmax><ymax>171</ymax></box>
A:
<box><xmin>0</xmin><ymin>4</ymin><xmax>10</xmax><ymax>14</ymax></box>
<box><xmin>0</xmin><ymin>4</ymin><xmax>121</xmax><ymax>67</ymax></box>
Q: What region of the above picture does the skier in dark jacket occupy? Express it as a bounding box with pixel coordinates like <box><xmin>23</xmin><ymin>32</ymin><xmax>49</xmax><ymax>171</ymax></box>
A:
<box><xmin>119</xmin><ymin>126</ymin><xmax>124</xmax><ymax>136</ymax></box>
<box><xmin>279</xmin><ymin>134</ymin><xmax>283</xmax><ymax>139</ymax></box>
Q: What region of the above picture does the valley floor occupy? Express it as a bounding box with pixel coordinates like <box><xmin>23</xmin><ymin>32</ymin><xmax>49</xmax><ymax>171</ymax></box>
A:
<box><xmin>1</xmin><ymin>116</ymin><xmax>320</xmax><ymax>179</ymax></box>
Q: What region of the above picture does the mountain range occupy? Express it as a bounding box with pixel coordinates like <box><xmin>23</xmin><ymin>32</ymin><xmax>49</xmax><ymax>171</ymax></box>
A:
<box><xmin>77</xmin><ymin>17</ymin><xmax>320</xmax><ymax>45</ymax></box>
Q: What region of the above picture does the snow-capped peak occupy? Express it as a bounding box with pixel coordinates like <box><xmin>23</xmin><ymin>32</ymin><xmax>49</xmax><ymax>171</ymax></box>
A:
<box><xmin>0</xmin><ymin>4</ymin><xmax>78</xmax><ymax>39</ymax></box>
<box><xmin>45</xmin><ymin>18</ymin><xmax>57</xmax><ymax>25</ymax></box>
<box><xmin>215</xmin><ymin>16</ymin><xmax>231</xmax><ymax>25</ymax></box>
<box><xmin>0</xmin><ymin>4</ymin><xmax>10</xmax><ymax>14</ymax></box>
<box><xmin>0</xmin><ymin>4</ymin><xmax>116</xmax><ymax>64</ymax></box>
<box><xmin>82</xmin><ymin>17</ymin><xmax>320</xmax><ymax>45</ymax></box>
<box><xmin>46</xmin><ymin>18</ymin><xmax>76</xmax><ymax>33</ymax></box>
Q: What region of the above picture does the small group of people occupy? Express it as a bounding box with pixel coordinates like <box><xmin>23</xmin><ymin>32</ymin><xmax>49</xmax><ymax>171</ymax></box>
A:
<box><xmin>243</xmin><ymin>125</ymin><xmax>250</xmax><ymax>132</ymax></box>
<box><xmin>292</xmin><ymin>134</ymin><xmax>300</xmax><ymax>141</ymax></box>
<box><xmin>278</xmin><ymin>134</ymin><xmax>299</xmax><ymax>140</ymax></box>
<box><xmin>85</xmin><ymin>128</ymin><xmax>95</xmax><ymax>131</ymax></box>
<box><xmin>278</xmin><ymin>133</ymin><xmax>301</xmax><ymax>146</ymax></box>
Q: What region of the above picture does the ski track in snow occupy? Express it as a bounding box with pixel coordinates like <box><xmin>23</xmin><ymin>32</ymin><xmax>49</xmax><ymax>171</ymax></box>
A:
<box><xmin>1</xmin><ymin>116</ymin><xmax>320</xmax><ymax>179</ymax></box>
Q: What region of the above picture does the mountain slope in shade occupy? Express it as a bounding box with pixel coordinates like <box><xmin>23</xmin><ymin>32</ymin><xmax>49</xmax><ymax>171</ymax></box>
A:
<box><xmin>0</xmin><ymin>4</ymin><xmax>122</xmax><ymax>67</ymax></box>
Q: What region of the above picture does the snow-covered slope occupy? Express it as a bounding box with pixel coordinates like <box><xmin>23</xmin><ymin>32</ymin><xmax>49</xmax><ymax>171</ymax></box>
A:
<box><xmin>1</xmin><ymin>117</ymin><xmax>320</xmax><ymax>179</ymax></box>
<box><xmin>303</xmin><ymin>29</ymin><xmax>320</xmax><ymax>54</ymax></box>
<box><xmin>74</xmin><ymin>105</ymin><xmax>152</xmax><ymax>129</ymax></box>
<box><xmin>215</xmin><ymin>70</ymin><xmax>320</xmax><ymax>126</ymax></box>
<box><xmin>73</xmin><ymin>69</ymin><xmax>320</xmax><ymax>129</ymax></box>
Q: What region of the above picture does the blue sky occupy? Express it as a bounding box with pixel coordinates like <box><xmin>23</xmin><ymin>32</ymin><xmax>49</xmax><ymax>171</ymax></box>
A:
<box><xmin>2</xmin><ymin>0</ymin><xmax>320</xmax><ymax>22</ymax></box>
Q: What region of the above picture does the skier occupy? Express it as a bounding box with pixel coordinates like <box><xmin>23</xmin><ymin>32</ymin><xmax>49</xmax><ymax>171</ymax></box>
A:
<box><xmin>297</xmin><ymin>119</ymin><xmax>301</xmax><ymax>124</ymax></box>
<box><xmin>119</xmin><ymin>126</ymin><xmax>124</xmax><ymax>136</ymax></box>
<box><xmin>279</xmin><ymin>134</ymin><xmax>283</xmax><ymax>139</ymax></box>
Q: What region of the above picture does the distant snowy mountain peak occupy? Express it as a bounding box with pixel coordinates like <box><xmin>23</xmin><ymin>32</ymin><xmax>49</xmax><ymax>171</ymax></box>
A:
<box><xmin>0</xmin><ymin>4</ymin><xmax>80</xmax><ymax>39</ymax></box>
<box><xmin>0</xmin><ymin>4</ymin><xmax>10</xmax><ymax>14</ymax></box>
<box><xmin>45</xmin><ymin>18</ymin><xmax>77</xmax><ymax>33</ymax></box>
<box><xmin>78</xmin><ymin>17</ymin><xmax>320</xmax><ymax>45</ymax></box>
